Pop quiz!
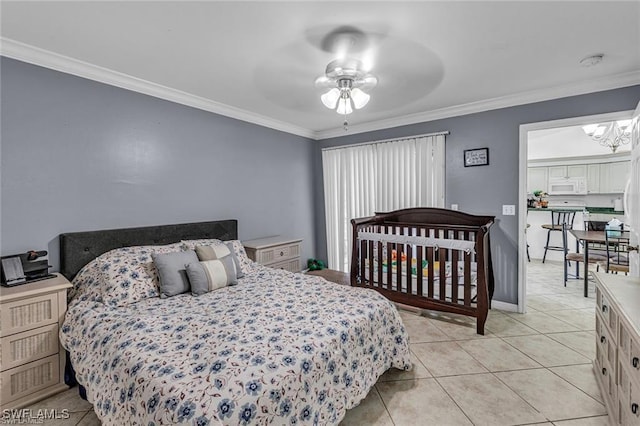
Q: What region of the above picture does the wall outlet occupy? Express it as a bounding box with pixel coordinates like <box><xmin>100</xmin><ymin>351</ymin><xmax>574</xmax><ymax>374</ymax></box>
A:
<box><xmin>502</xmin><ymin>205</ymin><xmax>516</xmax><ymax>216</ymax></box>
<box><xmin>451</xmin><ymin>204</ymin><xmax>459</xmax><ymax>211</ymax></box>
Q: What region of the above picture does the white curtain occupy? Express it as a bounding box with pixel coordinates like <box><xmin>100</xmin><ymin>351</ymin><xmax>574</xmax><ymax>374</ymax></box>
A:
<box><xmin>322</xmin><ymin>134</ymin><xmax>445</xmax><ymax>271</ymax></box>
<box><xmin>322</xmin><ymin>144</ymin><xmax>376</xmax><ymax>272</ymax></box>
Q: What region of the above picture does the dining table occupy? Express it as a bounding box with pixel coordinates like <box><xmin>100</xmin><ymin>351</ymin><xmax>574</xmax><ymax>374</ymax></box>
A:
<box><xmin>568</xmin><ymin>229</ymin><xmax>607</xmax><ymax>297</ymax></box>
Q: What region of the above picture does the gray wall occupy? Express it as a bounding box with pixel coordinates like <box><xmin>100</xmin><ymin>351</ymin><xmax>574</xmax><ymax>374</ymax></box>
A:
<box><xmin>1</xmin><ymin>57</ymin><xmax>317</xmax><ymax>271</ymax></box>
<box><xmin>315</xmin><ymin>85</ymin><xmax>640</xmax><ymax>304</ymax></box>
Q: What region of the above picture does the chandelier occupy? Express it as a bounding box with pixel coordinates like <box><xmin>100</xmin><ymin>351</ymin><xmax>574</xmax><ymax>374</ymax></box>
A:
<box><xmin>582</xmin><ymin>120</ymin><xmax>632</xmax><ymax>153</ymax></box>
<box><xmin>315</xmin><ymin>58</ymin><xmax>377</xmax><ymax>130</ymax></box>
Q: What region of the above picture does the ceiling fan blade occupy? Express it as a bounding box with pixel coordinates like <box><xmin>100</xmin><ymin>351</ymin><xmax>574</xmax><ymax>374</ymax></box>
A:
<box><xmin>314</xmin><ymin>76</ymin><xmax>336</xmax><ymax>89</ymax></box>
<box><xmin>356</xmin><ymin>76</ymin><xmax>378</xmax><ymax>91</ymax></box>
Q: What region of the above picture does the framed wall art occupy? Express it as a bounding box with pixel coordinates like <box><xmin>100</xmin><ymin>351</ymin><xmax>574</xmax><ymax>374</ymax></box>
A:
<box><xmin>464</xmin><ymin>148</ymin><xmax>489</xmax><ymax>167</ymax></box>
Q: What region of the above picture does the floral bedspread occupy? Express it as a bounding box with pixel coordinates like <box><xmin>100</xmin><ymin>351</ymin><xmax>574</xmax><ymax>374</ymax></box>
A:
<box><xmin>61</xmin><ymin>265</ymin><xmax>411</xmax><ymax>425</ymax></box>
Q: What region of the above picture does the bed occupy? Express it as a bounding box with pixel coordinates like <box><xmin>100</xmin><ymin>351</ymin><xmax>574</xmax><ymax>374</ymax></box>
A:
<box><xmin>58</xmin><ymin>220</ymin><xmax>411</xmax><ymax>425</ymax></box>
<box><xmin>351</xmin><ymin>208</ymin><xmax>495</xmax><ymax>335</ymax></box>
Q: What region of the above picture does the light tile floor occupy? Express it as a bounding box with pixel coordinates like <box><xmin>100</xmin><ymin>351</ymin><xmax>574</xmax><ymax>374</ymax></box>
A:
<box><xmin>27</xmin><ymin>260</ymin><xmax>607</xmax><ymax>425</ymax></box>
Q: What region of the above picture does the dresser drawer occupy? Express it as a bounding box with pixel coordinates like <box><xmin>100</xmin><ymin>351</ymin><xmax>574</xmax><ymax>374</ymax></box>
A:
<box><xmin>597</xmin><ymin>290</ymin><xmax>619</xmax><ymax>336</ymax></box>
<box><xmin>268</xmin><ymin>258</ymin><xmax>301</xmax><ymax>273</ymax></box>
<box><xmin>595</xmin><ymin>351</ymin><xmax>617</xmax><ymax>411</ymax></box>
<box><xmin>0</xmin><ymin>354</ymin><xmax>60</xmax><ymax>404</ymax></box>
<box><xmin>619</xmin><ymin>366</ymin><xmax>640</xmax><ymax>425</ymax></box>
<box><xmin>596</xmin><ymin>314</ymin><xmax>617</xmax><ymax>370</ymax></box>
<box><xmin>1</xmin><ymin>324</ymin><xmax>59</xmax><ymax>372</ymax></box>
<box><xmin>626</xmin><ymin>336</ymin><xmax>640</xmax><ymax>387</ymax></box>
<box><xmin>255</xmin><ymin>242</ymin><xmax>300</xmax><ymax>264</ymax></box>
<box><xmin>0</xmin><ymin>292</ymin><xmax>59</xmax><ymax>336</ymax></box>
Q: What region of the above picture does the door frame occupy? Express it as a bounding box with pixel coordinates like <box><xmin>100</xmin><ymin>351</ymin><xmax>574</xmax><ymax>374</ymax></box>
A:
<box><xmin>517</xmin><ymin>109</ymin><xmax>634</xmax><ymax>313</ymax></box>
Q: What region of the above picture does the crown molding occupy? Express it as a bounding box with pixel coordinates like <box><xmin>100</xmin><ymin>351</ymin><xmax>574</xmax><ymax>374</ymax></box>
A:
<box><xmin>2</xmin><ymin>38</ymin><xmax>639</xmax><ymax>142</ymax></box>
<box><xmin>0</xmin><ymin>38</ymin><xmax>315</xmax><ymax>139</ymax></box>
<box><xmin>313</xmin><ymin>70</ymin><xmax>640</xmax><ymax>140</ymax></box>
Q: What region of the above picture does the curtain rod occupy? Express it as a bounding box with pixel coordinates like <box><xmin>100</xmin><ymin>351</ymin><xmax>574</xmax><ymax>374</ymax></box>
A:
<box><xmin>320</xmin><ymin>130</ymin><xmax>450</xmax><ymax>152</ymax></box>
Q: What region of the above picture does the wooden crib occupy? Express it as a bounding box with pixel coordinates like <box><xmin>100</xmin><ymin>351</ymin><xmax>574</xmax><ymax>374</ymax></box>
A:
<box><xmin>351</xmin><ymin>208</ymin><xmax>495</xmax><ymax>334</ymax></box>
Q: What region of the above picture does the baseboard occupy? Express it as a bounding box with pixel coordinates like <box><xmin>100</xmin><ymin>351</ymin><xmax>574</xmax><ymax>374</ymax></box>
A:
<box><xmin>491</xmin><ymin>300</ymin><xmax>519</xmax><ymax>312</ymax></box>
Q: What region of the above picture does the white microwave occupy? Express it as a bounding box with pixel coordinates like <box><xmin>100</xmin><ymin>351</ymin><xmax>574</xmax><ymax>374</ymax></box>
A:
<box><xmin>548</xmin><ymin>177</ymin><xmax>588</xmax><ymax>195</ymax></box>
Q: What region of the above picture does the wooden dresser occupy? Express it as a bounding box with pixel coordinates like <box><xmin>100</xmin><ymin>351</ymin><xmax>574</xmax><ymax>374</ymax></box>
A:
<box><xmin>243</xmin><ymin>236</ymin><xmax>302</xmax><ymax>273</ymax></box>
<box><xmin>0</xmin><ymin>274</ymin><xmax>72</xmax><ymax>409</ymax></box>
<box><xmin>594</xmin><ymin>272</ymin><xmax>640</xmax><ymax>425</ymax></box>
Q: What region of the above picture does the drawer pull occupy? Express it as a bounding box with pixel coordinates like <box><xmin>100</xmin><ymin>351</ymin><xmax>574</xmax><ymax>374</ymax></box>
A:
<box><xmin>602</xmin><ymin>367</ymin><xmax>607</xmax><ymax>376</ymax></box>
<box><xmin>633</xmin><ymin>403</ymin><xmax>639</xmax><ymax>415</ymax></box>
<box><xmin>602</xmin><ymin>305</ymin><xmax>608</xmax><ymax>313</ymax></box>
<box><xmin>600</xmin><ymin>336</ymin><xmax>606</xmax><ymax>343</ymax></box>
<box><xmin>634</xmin><ymin>357</ymin><xmax>640</xmax><ymax>368</ymax></box>
<box><xmin>280</xmin><ymin>251</ymin><xmax>284</xmax><ymax>257</ymax></box>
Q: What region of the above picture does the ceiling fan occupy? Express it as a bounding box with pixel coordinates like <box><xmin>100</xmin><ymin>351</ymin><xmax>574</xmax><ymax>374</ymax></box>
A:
<box><xmin>315</xmin><ymin>58</ymin><xmax>378</xmax><ymax>129</ymax></box>
<box><xmin>313</xmin><ymin>26</ymin><xmax>380</xmax><ymax>130</ymax></box>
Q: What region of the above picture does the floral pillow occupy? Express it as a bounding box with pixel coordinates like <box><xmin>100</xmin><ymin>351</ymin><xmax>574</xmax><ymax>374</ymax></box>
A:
<box><xmin>93</xmin><ymin>243</ymin><xmax>183</xmax><ymax>307</ymax></box>
<box><xmin>227</xmin><ymin>240</ymin><xmax>257</xmax><ymax>275</ymax></box>
<box><xmin>180</xmin><ymin>238</ymin><xmax>223</xmax><ymax>251</ymax></box>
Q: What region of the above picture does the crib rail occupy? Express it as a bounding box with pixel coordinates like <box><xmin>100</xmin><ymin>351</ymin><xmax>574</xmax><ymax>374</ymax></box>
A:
<box><xmin>350</xmin><ymin>208</ymin><xmax>494</xmax><ymax>334</ymax></box>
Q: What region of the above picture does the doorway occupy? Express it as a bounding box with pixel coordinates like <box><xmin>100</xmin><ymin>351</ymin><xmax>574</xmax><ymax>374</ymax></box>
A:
<box><xmin>518</xmin><ymin>110</ymin><xmax>634</xmax><ymax>313</ymax></box>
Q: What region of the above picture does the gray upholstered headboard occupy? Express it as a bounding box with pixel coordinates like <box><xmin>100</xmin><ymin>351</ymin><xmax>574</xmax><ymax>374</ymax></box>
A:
<box><xmin>59</xmin><ymin>220</ymin><xmax>238</xmax><ymax>280</ymax></box>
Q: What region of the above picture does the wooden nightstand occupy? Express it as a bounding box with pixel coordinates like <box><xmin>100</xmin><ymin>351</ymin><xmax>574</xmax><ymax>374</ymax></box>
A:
<box><xmin>0</xmin><ymin>274</ymin><xmax>72</xmax><ymax>409</ymax></box>
<box><xmin>243</xmin><ymin>236</ymin><xmax>302</xmax><ymax>272</ymax></box>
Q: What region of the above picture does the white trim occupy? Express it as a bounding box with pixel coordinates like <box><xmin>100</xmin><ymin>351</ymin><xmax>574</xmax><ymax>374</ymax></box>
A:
<box><xmin>315</xmin><ymin>71</ymin><xmax>640</xmax><ymax>140</ymax></box>
<box><xmin>518</xmin><ymin>109</ymin><xmax>634</xmax><ymax>314</ymax></box>
<box><xmin>491</xmin><ymin>300</ymin><xmax>519</xmax><ymax>313</ymax></box>
<box><xmin>3</xmin><ymin>37</ymin><xmax>639</xmax><ymax>141</ymax></box>
<box><xmin>321</xmin><ymin>131</ymin><xmax>449</xmax><ymax>151</ymax></box>
<box><xmin>0</xmin><ymin>38</ymin><xmax>315</xmax><ymax>139</ymax></box>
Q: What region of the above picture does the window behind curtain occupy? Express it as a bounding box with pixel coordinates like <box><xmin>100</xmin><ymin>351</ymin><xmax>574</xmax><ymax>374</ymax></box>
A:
<box><xmin>322</xmin><ymin>134</ymin><xmax>445</xmax><ymax>271</ymax></box>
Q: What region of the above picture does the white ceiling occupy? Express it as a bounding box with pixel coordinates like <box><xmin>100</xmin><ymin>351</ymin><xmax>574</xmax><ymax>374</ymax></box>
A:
<box><xmin>2</xmin><ymin>1</ymin><xmax>639</xmax><ymax>139</ymax></box>
<box><xmin>528</xmin><ymin>123</ymin><xmax>632</xmax><ymax>160</ymax></box>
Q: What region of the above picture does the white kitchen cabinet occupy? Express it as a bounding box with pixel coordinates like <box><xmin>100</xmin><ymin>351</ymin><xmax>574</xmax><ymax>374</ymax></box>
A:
<box><xmin>600</xmin><ymin>161</ymin><xmax>630</xmax><ymax>194</ymax></box>
<box><xmin>587</xmin><ymin>164</ymin><xmax>600</xmax><ymax>193</ymax></box>
<box><xmin>548</xmin><ymin>165</ymin><xmax>587</xmax><ymax>179</ymax></box>
<box><xmin>547</xmin><ymin>166</ymin><xmax>566</xmax><ymax>179</ymax></box>
<box><xmin>527</xmin><ymin>167</ymin><xmax>548</xmax><ymax>194</ymax></box>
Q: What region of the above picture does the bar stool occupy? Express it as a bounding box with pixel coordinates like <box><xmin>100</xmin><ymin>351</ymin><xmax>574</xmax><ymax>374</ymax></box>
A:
<box><xmin>542</xmin><ymin>210</ymin><xmax>576</xmax><ymax>263</ymax></box>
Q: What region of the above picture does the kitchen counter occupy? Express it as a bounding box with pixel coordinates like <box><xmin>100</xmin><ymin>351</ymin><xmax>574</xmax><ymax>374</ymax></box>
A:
<box><xmin>527</xmin><ymin>207</ymin><xmax>624</xmax><ymax>215</ymax></box>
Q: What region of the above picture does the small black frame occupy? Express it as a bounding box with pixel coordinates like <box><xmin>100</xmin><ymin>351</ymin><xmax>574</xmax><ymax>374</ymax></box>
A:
<box><xmin>464</xmin><ymin>147</ymin><xmax>489</xmax><ymax>167</ymax></box>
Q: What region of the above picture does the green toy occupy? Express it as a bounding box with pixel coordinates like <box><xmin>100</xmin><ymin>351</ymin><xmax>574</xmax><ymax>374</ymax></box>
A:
<box><xmin>307</xmin><ymin>258</ymin><xmax>326</xmax><ymax>271</ymax></box>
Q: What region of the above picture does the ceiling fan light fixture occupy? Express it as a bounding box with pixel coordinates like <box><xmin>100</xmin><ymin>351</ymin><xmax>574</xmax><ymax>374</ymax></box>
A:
<box><xmin>350</xmin><ymin>88</ymin><xmax>370</xmax><ymax>109</ymax></box>
<box><xmin>321</xmin><ymin>88</ymin><xmax>341</xmax><ymax>109</ymax></box>
<box><xmin>336</xmin><ymin>97</ymin><xmax>353</xmax><ymax>115</ymax></box>
<box><xmin>316</xmin><ymin>57</ymin><xmax>377</xmax><ymax>129</ymax></box>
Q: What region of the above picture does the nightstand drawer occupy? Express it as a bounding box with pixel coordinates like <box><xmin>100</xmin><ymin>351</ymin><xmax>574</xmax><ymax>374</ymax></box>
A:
<box><xmin>256</xmin><ymin>242</ymin><xmax>300</xmax><ymax>264</ymax></box>
<box><xmin>1</xmin><ymin>323</ymin><xmax>59</xmax><ymax>372</ymax></box>
<box><xmin>244</xmin><ymin>236</ymin><xmax>302</xmax><ymax>272</ymax></box>
<box><xmin>0</xmin><ymin>292</ymin><xmax>59</xmax><ymax>337</ymax></box>
<box><xmin>269</xmin><ymin>258</ymin><xmax>301</xmax><ymax>273</ymax></box>
<box><xmin>0</xmin><ymin>354</ymin><xmax>60</xmax><ymax>404</ymax></box>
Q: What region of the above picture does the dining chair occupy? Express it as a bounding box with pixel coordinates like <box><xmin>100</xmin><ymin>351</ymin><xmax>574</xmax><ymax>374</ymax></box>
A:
<box><xmin>542</xmin><ymin>210</ymin><xmax>576</xmax><ymax>263</ymax></box>
<box><xmin>585</xmin><ymin>220</ymin><xmax>608</xmax><ymax>231</ymax></box>
<box><xmin>583</xmin><ymin>220</ymin><xmax>609</xmax><ymax>257</ymax></box>
<box><xmin>562</xmin><ymin>223</ymin><xmax>609</xmax><ymax>286</ymax></box>
<box><xmin>598</xmin><ymin>230</ymin><xmax>631</xmax><ymax>274</ymax></box>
